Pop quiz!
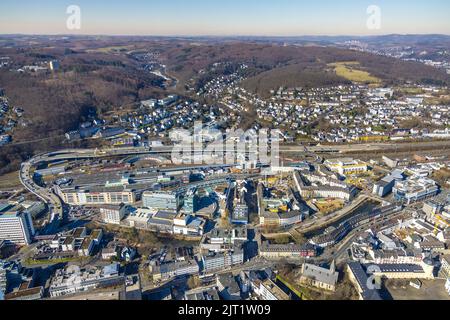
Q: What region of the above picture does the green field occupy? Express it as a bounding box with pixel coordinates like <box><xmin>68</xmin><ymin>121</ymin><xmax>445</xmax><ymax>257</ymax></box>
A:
<box><xmin>329</xmin><ymin>61</ymin><xmax>381</xmax><ymax>84</ymax></box>
<box><xmin>86</xmin><ymin>45</ymin><xmax>134</xmax><ymax>53</ymax></box>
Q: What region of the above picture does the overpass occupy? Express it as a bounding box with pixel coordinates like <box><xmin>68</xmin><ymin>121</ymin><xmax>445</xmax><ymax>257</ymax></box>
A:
<box><xmin>19</xmin><ymin>161</ymin><xmax>63</xmax><ymax>224</ymax></box>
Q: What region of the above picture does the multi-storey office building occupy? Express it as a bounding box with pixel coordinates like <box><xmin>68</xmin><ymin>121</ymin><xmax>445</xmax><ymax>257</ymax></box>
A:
<box><xmin>57</xmin><ymin>186</ymin><xmax>136</xmax><ymax>206</ymax></box>
<box><xmin>100</xmin><ymin>204</ymin><xmax>129</xmax><ymax>225</ymax></box>
<box><xmin>324</xmin><ymin>158</ymin><xmax>368</xmax><ymax>176</ymax></box>
<box><xmin>393</xmin><ymin>177</ymin><xmax>439</xmax><ymax>204</ymax></box>
<box><xmin>49</xmin><ymin>264</ymin><xmax>123</xmax><ymax>298</ymax></box>
<box><xmin>0</xmin><ymin>211</ymin><xmax>35</xmax><ymax>245</ymax></box>
<box><xmin>202</xmin><ymin>246</ymin><xmax>244</xmax><ymax>272</ymax></box>
<box><xmin>142</xmin><ymin>191</ymin><xmax>182</xmax><ymax>211</ymax></box>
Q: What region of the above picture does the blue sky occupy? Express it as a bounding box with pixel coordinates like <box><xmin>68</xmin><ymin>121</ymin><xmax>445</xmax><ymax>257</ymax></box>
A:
<box><xmin>1</xmin><ymin>0</ymin><xmax>449</xmax><ymax>36</ymax></box>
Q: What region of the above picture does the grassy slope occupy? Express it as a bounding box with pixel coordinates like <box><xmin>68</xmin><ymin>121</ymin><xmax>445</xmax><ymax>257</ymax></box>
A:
<box><xmin>328</xmin><ymin>61</ymin><xmax>381</xmax><ymax>84</ymax></box>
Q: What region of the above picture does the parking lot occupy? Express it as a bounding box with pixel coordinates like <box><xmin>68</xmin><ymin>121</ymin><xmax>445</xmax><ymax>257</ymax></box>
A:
<box><xmin>385</xmin><ymin>279</ymin><xmax>449</xmax><ymax>300</ymax></box>
<box><xmin>68</xmin><ymin>206</ymin><xmax>95</xmax><ymax>220</ymax></box>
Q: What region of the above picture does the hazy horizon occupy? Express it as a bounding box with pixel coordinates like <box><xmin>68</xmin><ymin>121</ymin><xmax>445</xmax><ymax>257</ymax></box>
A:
<box><xmin>2</xmin><ymin>32</ymin><xmax>450</xmax><ymax>38</ymax></box>
<box><xmin>1</xmin><ymin>0</ymin><xmax>450</xmax><ymax>36</ymax></box>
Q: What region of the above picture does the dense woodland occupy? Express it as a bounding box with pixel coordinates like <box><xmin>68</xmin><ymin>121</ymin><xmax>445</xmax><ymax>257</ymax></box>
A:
<box><xmin>162</xmin><ymin>43</ymin><xmax>450</xmax><ymax>96</ymax></box>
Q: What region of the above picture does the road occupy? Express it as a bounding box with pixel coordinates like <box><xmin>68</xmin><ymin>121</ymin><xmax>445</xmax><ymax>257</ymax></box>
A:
<box><xmin>323</xmin><ymin>210</ymin><xmax>409</xmax><ymax>264</ymax></box>
<box><xmin>142</xmin><ymin>256</ymin><xmax>277</xmax><ymax>293</ymax></box>
<box><xmin>292</xmin><ymin>194</ymin><xmax>372</xmax><ymax>236</ymax></box>
<box><xmin>19</xmin><ymin>160</ymin><xmax>63</xmax><ymax>229</ymax></box>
